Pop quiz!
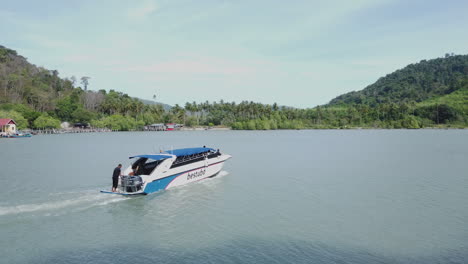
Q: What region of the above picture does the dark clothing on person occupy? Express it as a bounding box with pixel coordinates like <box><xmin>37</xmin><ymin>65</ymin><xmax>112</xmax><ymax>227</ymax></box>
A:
<box><xmin>112</xmin><ymin>167</ymin><xmax>121</xmax><ymax>188</ymax></box>
<box><xmin>113</xmin><ymin>167</ymin><xmax>121</xmax><ymax>179</ymax></box>
<box><xmin>112</xmin><ymin>177</ymin><xmax>119</xmax><ymax>188</ymax></box>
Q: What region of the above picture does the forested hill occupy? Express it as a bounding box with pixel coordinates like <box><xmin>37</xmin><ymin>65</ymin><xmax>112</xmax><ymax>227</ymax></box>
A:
<box><xmin>0</xmin><ymin>45</ymin><xmax>77</xmax><ymax>111</ymax></box>
<box><xmin>0</xmin><ymin>45</ymin><xmax>165</xmax><ymax>110</ymax></box>
<box><xmin>328</xmin><ymin>54</ymin><xmax>468</xmax><ymax>106</ymax></box>
<box><xmin>1</xmin><ymin>45</ymin><xmax>467</xmax><ymax>130</ymax></box>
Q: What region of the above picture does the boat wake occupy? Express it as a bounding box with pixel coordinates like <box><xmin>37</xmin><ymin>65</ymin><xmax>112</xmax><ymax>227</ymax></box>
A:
<box><xmin>0</xmin><ymin>171</ymin><xmax>230</xmax><ymax>217</ymax></box>
<box><xmin>189</xmin><ymin>170</ymin><xmax>229</xmax><ymax>186</ymax></box>
<box><xmin>217</xmin><ymin>170</ymin><xmax>230</xmax><ymax>178</ymax></box>
<box><xmin>0</xmin><ymin>189</ymin><xmax>124</xmax><ymax>217</ymax></box>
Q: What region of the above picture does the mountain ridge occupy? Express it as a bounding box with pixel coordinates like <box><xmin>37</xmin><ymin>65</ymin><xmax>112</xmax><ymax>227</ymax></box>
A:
<box><xmin>328</xmin><ymin>54</ymin><xmax>468</xmax><ymax>106</ymax></box>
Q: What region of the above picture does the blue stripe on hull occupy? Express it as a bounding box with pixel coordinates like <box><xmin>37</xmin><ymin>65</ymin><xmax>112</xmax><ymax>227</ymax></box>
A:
<box><xmin>142</xmin><ymin>160</ymin><xmax>226</xmax><ymax>194</ymax></box>
<box><xmin>143</xmin><ymin>175</ymin><xmax>178</xmax><ymax>194</ymax></box>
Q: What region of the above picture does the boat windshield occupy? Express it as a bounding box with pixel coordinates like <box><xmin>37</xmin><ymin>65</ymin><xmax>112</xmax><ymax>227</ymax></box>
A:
<box><xmin>132</xmin><ymin>157</ymin><xmax>166</xmax><ymax>175</ymax></box>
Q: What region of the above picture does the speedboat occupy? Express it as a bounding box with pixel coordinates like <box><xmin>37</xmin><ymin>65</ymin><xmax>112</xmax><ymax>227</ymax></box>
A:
<box><xmin>101</xmin><ymin>147</ymin><xmax>231</xmax><ymax>195</ymax></box>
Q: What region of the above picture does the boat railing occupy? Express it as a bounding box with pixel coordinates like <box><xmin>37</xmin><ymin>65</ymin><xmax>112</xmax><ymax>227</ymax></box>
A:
<box><xmin>169</xmin><ymin>150</ymin><xmax>221</xmax><ymax>169</ymax></box>
<box><xmin>170</xmin><ymin>152</ymin><xmax>208</xmax><ymax>169</ymax></box>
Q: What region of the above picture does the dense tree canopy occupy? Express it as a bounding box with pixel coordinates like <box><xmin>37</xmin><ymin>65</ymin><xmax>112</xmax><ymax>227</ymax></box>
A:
<box><xmin>0</xmin><ymin>45</ymin><xmax>467</xmax><ymax>130</ymax></box>
<box><xmin>329</xmin><ymin>54</ymin><xmax>468</xmax><ymax>106</ymax></box>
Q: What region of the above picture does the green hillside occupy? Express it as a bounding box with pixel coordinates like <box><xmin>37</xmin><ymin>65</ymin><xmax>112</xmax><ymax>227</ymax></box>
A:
<box><xmin>417</xmin><ymin>84</ymin><xmax>468</xmax><ymax>113</ymax></box>
<box><xmin>323</xmin><ymin>54</ymin><xmax>468</xmax><ymax>128</ymax></box>
<box><xmin>329</xmin><ymin>54</ymin><xmax>468</xmax><ymax>106</ymax></box>
<box><xmin>0</xmin><ymin>45</ymin><xmax>167</xmax><ymax>130</ymax></box>
<box><xmin>0</xmin><ymin>45</ymin><xmax>75</xmax><ymax>111</ymax></box>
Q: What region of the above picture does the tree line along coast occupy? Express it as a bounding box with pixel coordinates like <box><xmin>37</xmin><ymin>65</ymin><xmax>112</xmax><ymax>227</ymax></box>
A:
<box><xmin>1</xmin><ymin>45</ymin><xmax>467</xmax><ymax>131</ymax></box>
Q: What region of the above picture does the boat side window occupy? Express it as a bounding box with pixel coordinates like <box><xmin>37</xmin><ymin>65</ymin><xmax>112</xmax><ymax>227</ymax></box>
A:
<box><xmin>141</xmin><ymin>159</ymin><xmax>163</xmax><ymax>175</ymax></box>
<box><xmin>131</xmin><ymin>158</ymin><xmax>147</xmax><ymax>175</ymax></box>
<box><xmin>170</xmin><ymin>154</ymin><xmax>205</xmax><ymax>169</ymax></box>
<box><xmin>133</xmin><ymin>158</ymin><xmax>147</xmax><ymax>166</ymax></box>
<box><xmin>130</xmin><ymin>158</ymin><xmax>167</xmax><ymax>175</ymax></box>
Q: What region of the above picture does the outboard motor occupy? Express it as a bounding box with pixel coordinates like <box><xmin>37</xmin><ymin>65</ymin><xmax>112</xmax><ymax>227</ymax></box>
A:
<box><xmin>121</xmin><ymin>175</ymin><xmax>143</xmax><ymax>193</ymax></box>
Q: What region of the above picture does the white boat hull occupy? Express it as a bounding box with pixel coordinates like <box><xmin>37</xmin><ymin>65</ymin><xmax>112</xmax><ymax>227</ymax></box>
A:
<box><xmin>112</xmin><ymin>153</ymin><xmax>231</xmax><ymax>195</ymax></box>
<box><xmin>165</xmin><ymin>159</ymin><xmax>226</xmax><ymax>189</ymax></box>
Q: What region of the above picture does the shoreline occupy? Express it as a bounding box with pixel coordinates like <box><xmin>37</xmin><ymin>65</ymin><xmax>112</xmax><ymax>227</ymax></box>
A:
<box><xmin>2</xmin><ymin>124</ymin><xmax>467</xmax><ymax>138</ymax></box>
<box><xmin>2</xmin><ymin>126</ymin><xmax>465</xmax><ymax>137</ymax></box>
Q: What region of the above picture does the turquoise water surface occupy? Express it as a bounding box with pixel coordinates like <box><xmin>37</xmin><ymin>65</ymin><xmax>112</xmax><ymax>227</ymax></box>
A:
<box><xmin>0</xmin><ymin>130</ymin><xmax>467</xmax><ymax>264</ymax></box>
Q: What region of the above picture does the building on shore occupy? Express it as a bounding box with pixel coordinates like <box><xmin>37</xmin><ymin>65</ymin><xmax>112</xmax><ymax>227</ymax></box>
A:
<box><xmin>73</xmin><ymin>123</ymin><xmax>89</xmax><ymax>129</ymax></box>
<box><xmin>144</xmin><ymin>123</ymin><xmax>184</xmax><ymax>131</ymax></box>
<box><xmin>166</xmin><ymin>123</ymin><xmax>183</xmax><ymax>131</ymax></box>
<box><xmin>166</xmin><ymin>123</ymin><xmax>175</xmax><ymax>131</ymax></box>
<box><xmin>145</xmin><ymin>123</ymin><xmax>166</xmax><ymax>131</ymax></box>
<box><xmin>0</xmin><ymin>119</ymin><xmax>17</xmax><ymax>135</ymax></box>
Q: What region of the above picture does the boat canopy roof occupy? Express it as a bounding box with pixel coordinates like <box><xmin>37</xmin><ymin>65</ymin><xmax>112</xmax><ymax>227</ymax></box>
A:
<box><xmin>129</xmin><ymin>148</ymin><xmax>215</xmax><ymax>160</ymax></box>
<box><xmin>129</xmin><ymin>154</ymin><xmax>173</xmax><ymax>160</ymax></box>
<box><xmin>165</xmin><ymin>147</ymin><xmax>215</xmax><ymax>157</ymax></box>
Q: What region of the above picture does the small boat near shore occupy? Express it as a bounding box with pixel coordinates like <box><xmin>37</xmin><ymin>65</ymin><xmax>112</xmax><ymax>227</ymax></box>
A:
<box><xmin>1</xmin><ymin>132</ymin><xmax>32</xmax><ymax>138</ymax></box>
<box><xmin>101</xmin><ymin>147</ymin><xmax>232</xmax><ymax>195</ymax></box>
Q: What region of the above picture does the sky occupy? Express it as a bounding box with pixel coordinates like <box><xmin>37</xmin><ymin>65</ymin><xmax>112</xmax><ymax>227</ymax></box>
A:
<box><xmin>1</xmin><ymin>0</ymin><xmax>467</xmax><ymax>108</ymax></box>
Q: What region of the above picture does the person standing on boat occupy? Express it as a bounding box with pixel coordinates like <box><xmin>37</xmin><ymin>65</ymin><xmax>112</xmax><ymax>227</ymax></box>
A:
<box><xmin>112</xmin><ymin>164</ymin><xmax>122</xmax><ymax>192</ymax></box>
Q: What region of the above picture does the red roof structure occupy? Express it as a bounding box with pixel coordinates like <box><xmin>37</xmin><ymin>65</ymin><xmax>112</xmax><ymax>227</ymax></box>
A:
<box><xmin>0</xmin><ymin>119</ymin><xmax>16</xmax><ymax>126</ymax></box>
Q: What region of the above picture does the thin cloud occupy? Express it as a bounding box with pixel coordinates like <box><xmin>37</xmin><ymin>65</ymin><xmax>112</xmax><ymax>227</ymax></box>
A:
<box><xmin>108</xmin><ymin>58</ymin><xmax>259</xmax><ymax>75</ymax></box>
<box><xmin>24</xmin><ymin>34</ymin><xmax>71</xmax><ymax>49</ymax></box>
<box><xmin>126</xmin><ymin>0</ymin><xmax>159</xmax><ymax>21</ymax></box>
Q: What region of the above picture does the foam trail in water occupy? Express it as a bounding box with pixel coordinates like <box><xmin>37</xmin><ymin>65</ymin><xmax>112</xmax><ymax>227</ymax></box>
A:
<box><xmin>180</xmin><ymin>170</ymin><xmax>229</xmax><ymax>191</ymax></box>
<box><xmin>203</xmin><ymin>170</ymin><xmax>229</xmax><ymax>184</ymax></box>
<box><xmin>190</xmin><ymin>170</ymin><xmax>229</xmax><ymax>186</ymax></box>
<box><xmin>0</xmin><ymin>190</ymin><xmax>124</xmax><ymax>216</ymax></box>
<box><xmin>0</xmin><ymin>172</ymin><xmax>230</xmax><ymax>216</ymax></box>
<box><xmin>217</xmin><ymin>170</ymin><xmax>229</xmax><ymax>178</ymax></box>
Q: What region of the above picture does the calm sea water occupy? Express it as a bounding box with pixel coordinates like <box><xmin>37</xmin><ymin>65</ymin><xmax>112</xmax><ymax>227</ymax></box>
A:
<box><xmin>0</xmin><ymin>130</ymin><xmax>467</xmax><ymax>264</ymax></box>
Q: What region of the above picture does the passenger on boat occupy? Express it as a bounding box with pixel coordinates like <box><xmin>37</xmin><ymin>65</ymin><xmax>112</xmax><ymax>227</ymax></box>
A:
<box><xmin>129</xmin><ymin>163</ymin><xmax>140</xmax><ymax>176</ymax></box>
<box><xmin>112</xmin><ymin>164</ymin><xmax>122</xmax><ymax>192</ymax></box>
